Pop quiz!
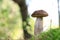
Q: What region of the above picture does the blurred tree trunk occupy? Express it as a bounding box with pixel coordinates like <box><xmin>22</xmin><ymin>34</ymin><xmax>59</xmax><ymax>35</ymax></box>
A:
<box><xmin>13</xmin><ymin>0</ymin><xmax>27</xmax><ymax>21</ymax></box>
<box><xmin>13</xmin><ymin>0</ymin><xmax>31</xmax><ymax>40</ymax></box>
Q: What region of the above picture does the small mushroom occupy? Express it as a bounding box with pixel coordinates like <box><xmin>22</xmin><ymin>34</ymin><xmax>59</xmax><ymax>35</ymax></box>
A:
<box><xmin>31</xmin><ymin>10</ymin><xmax>48</xmax><ymax>36</ymax></box>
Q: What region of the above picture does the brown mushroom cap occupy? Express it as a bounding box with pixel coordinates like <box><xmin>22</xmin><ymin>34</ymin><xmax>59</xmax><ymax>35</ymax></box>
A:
<box><xmin>31</xmin><ymin>10</ymin><xmax>48</xmax><ymax>17</ymax></box>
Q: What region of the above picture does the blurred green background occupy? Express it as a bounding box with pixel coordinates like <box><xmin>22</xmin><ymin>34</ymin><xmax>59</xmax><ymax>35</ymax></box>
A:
<box><xmin>0</xmin><ymin>0</ymin><xmax>34</xmax><ymax>40</ymax></box>
<box><xmin>0</xmin><ymin>0</ymin><xmax>60</xmax><ymax>40</ymax></box>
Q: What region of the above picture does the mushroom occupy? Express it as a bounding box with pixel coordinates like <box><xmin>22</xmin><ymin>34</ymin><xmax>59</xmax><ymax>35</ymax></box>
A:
<box><xmin>31</xmin><ymin>10</ymin><xmax>48</xmax><ymax>36</ymax></box>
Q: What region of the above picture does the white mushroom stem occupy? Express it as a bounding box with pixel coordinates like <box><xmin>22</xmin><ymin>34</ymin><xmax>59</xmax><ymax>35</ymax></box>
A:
<box><xmin>34</xmin><ymin>17</ymin><xmax>43</xmax><ymax>36</ymax></box>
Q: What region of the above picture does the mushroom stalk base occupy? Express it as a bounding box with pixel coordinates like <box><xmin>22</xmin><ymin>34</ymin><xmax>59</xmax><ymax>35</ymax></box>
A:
<box><xmin>34</xmin><ymin>17</ymin><xmax>43</xmax><ymax>36</ymax></box>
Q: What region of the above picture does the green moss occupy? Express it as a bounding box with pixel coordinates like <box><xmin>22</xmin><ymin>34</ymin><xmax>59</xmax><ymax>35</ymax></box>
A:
<box><xmin>30</xmin><ymin>28</ymin><xmax>60</xmax><ymax>40</ymax></box>
<box><xmin>38</xmin><ymin>28</ymin><xmax>60</xmax><ymax>40</ymax></box>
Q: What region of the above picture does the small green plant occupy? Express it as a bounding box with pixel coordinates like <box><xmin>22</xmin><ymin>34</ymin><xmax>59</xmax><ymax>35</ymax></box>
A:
<box><xmin>38</xmin><ymin>28</ymin><xmax>60</xmax><ymax>40</ymax></box>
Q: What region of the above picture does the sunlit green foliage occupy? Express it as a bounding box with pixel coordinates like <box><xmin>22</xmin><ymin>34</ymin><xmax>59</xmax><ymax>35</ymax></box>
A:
<box><xmin>26</xmin><ymin>17</ymin><xmax>34</xmax><ymax>35</ymax></box>
<box><xmin>0</xmin><ymin>0</ymin><xmax>24</xmax><ymax>40</ymax></box>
